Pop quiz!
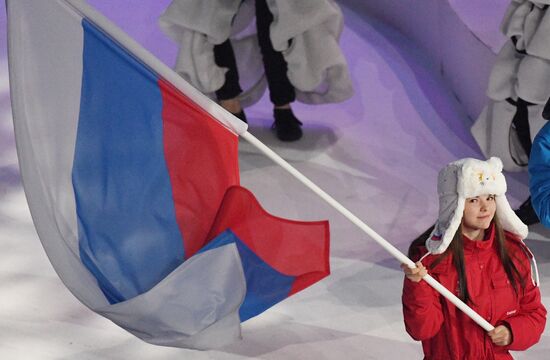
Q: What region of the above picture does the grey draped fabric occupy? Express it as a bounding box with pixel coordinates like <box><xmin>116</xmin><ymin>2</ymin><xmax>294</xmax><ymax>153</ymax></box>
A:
<box><xmin>472</xmin><ymin>0</ymin><xmax>550</xmax><ymax>171</ymax></box>
<box><xmin>159</xmin><ymin>0</ymin><xmax>354</xmax><ymax>107</ymax></box>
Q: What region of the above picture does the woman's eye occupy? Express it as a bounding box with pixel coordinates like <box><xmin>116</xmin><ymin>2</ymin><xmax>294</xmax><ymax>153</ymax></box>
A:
<box><xmin>469</xmin><ymin>198</ymin><xmax>478</xmax><ymax>203</ymax></box>
<box><xmin>487</xmin><ymin>195</ymin><xmax>495</xmax><ymax>201</ymax></box>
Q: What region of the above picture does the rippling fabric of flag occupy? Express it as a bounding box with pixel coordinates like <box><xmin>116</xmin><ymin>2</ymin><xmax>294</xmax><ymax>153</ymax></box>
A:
<box><xmin>7</xmin><ymin>0</ymin><xmax>330</xmax><ymax>349</ymax></box>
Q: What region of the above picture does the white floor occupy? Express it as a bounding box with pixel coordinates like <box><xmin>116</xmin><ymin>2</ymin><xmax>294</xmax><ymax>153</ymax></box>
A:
<box><xmin>1</xmin><ymin>2</ymin><xmax>549</xmax><ymax>359</ymax></box>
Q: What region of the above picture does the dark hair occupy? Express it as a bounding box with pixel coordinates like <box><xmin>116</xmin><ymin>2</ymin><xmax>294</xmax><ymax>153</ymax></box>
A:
<box><xmin>408</xmin><ymin>214</ymin><xmax>525</xmax><ymax>304</ymax></box>
<box><xmin>408</xmin><ymin>224</ymin><xmax>434</xmax><ymax>259</ymax></box>
<box><xmin>494</xmin><ymin>216</ymin><xmax>526</xmax><ymax>298</ymax></box>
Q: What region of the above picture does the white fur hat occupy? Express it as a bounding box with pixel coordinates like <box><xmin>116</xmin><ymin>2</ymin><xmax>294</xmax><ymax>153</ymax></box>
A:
<box><xmin>425</xmin><ymin>157</ymin><xmax>528</xmax><ymax>254</ymax></box>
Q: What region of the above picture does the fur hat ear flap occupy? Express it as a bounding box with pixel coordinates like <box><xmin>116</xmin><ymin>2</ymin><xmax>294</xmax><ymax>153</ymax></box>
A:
<box><xmin>496</xmin><ymin>195</ymin><xmax>528</xmax><ymax>239</ymax></box>
<box><xmin>426</xmin><ymin>198</ymin><xmax>465</xmax><ymax>254</ymax></box>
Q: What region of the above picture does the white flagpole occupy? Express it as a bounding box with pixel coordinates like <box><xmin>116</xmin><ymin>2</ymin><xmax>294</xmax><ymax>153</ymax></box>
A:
<box><xmin>241</xmin><ymin>132</ymin><xmax>494</xmax><ymax>332</ymax></box>
<box><xmin>64</xmin><ymin>0</ymin><xmax>494</xmax><ymax>333</ymax></box>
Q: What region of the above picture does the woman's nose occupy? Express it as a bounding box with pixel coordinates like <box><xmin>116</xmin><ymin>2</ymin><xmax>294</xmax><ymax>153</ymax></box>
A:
<box><xmin>479</xmin><ymin>199</ymin><xmax>487</xmax><ymax>211</ymax></box>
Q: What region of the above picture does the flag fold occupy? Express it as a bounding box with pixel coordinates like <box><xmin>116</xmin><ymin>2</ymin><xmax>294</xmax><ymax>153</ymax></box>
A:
<box><xmin>7</xmin><ymin>0</ymin><xmax>330</xmax><ymax>349</ymax></box>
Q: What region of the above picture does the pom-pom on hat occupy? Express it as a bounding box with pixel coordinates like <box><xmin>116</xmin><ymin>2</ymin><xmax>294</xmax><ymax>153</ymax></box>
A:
<box><xmin>426</xmin><ymin>157</ymin><xmax>528</xmax><ymax>254</ymax></box>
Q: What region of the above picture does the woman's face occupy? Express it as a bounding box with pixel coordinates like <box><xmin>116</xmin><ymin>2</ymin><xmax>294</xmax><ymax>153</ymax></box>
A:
<box><xmin>462</xmin><ymin>194</ymin><xmax>496</xmax><ymax>232</ymax></box>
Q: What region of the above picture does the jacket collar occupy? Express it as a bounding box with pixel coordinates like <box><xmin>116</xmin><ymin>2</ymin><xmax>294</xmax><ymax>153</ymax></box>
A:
<box><xmin>462</xmin><ymin>222</ymin><xmax>496</xmax><ymax>253</ymax></box>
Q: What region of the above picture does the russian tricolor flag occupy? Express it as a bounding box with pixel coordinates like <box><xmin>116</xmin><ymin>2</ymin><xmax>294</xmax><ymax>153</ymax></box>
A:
<box><xmin>7</xmin><ymin>0</ymin><xmax>329</xmax><ymax>349</ymax></box>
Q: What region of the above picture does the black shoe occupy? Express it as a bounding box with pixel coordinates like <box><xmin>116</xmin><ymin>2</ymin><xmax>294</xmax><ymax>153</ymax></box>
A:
<box><xmin>514</xmin><ymin>197</ymin><xmax>540</xmax><ymax>225</ymax></box>
<box><xmin>272</xmin><ymin>108</ymin><xmax>303</xmax><ymax>141</ymax></box>
<box><xmin>232</xmin><ymin>110</ymin><xmax>247</xmax><ymax>124</ymax></box>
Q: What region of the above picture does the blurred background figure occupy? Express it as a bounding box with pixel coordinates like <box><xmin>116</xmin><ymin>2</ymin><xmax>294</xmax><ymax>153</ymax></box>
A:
<box><xmin>471</xmin><ymin>0</ymin><xmax>550</xmax><ymax>225</ymax></box>
<box><xmin>529</xmin><ymin>98</ymin><xmax>550</xmax><ymax>228</ymax></box>
<box><xmin>159</xmin><ymin>0</ymin><xmax>354</xmax><ymax>141</ymax></box>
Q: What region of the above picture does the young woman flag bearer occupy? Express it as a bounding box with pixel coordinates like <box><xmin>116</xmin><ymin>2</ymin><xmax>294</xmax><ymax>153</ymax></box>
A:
<box><xmin>402</xmin><ymin>157</ymin><xmax>546</xmax><ymax>359</ymax></box>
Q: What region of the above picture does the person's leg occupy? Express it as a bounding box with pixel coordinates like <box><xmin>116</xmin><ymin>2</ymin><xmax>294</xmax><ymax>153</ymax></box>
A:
<box><xmin>543</xmin><ymin>96</ymin><xmax>550</xmax><ymax>120</ymax></box>
<box><xmin>213</xmin><ymin>39</ymin><xmax>247</xmax><ymax>122</ymax></box>
<box><xmin>512</xmin><ymin>98</ymin><xmax>533</xmax><ymax>156</ymax></box>
<box><xmin>510</xmin><ymin>98</ymin><xmax>540</xmax><ymax>224</ymax></box>
<box><xmin>255</xmin><ymin>0</ymin><xmax>302</xmax><ymax>141</ymax></box>
<box><xmin>514</xmin><ymin>196</ymin><xmax>540</xmax><ymax>225</ymax></box>
<box><xmin>255</xmin><ymin>0</ymin><xmax>295</xmax><ymax>106</ymax></box>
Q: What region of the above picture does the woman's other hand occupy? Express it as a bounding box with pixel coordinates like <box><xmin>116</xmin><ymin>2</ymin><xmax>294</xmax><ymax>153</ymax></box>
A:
<box><xmin>401</xmin><ymin>261</ymin><xmax>427</xmax><ymax>282</ymax></box>
<box><xmin>488</xmin><ymin>325</ymin><xmax>512</xmax><ymax>346</ymax></box>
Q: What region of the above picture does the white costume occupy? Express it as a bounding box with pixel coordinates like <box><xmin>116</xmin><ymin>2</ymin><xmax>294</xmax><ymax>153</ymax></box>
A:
<box><xmin>472</xmin><ymin>0</ymin><xmax>550</xmax><ymax>171</ymax></box>
<box><xmin>159</xmin><ymin>0</ymin><xmax>354</xmax><ymax>107</ymax></box>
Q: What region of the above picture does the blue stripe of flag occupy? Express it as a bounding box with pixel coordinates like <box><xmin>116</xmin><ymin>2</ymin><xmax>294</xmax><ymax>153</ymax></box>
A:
<box><xmin>199</xmin><ymin>230</ymin><xmax>295</xmax><ymax>321</ymax></box>
<box><xmin>73</xmin><ymin>19</ymin><xmax>184</xmax><ymax>303</ymax></box>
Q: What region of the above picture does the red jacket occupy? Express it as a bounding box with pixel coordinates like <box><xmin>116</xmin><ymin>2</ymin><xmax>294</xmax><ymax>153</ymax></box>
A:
<box><xmin>402</xmin><ymin>225</ymin><xmax>546</xmax><ymax>359</ymax></box>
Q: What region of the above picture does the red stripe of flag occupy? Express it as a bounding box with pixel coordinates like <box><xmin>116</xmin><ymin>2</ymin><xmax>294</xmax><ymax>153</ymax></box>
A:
<box><xmin>159</xmin><ymin>79</ymin><xmax>240</xmax><ymax>259</ymax></box>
